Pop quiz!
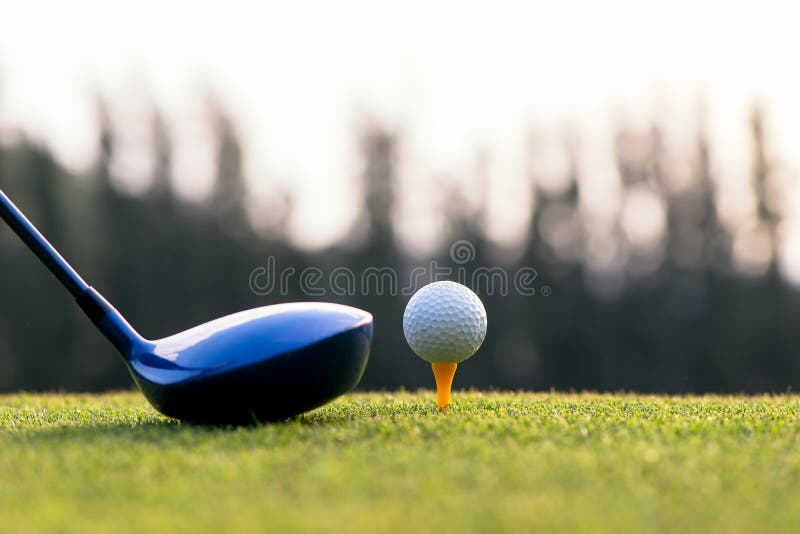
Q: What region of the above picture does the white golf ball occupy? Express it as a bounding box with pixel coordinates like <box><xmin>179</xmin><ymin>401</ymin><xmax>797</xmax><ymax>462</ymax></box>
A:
<box><xmin>403</xmin><ymin>281</ymin><xmax>487</xmax><ymax>363</ymax></box>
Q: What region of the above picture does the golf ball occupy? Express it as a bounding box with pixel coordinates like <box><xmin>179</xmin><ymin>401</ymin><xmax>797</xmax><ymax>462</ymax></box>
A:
<box><xmin>403</xmin><ymin>281</ymin><xmax>487</xmax><ymax>363</ymax></box>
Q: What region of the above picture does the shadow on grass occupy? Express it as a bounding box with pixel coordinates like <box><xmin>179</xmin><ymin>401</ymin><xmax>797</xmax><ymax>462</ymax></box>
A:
<box><xmin>1</xmin><ymin>392</ymin><xmax>442</xmax><ymax>443</ymax></box>
<box><xmin>1</xmin><ymin>410</ymin><xmax>361</xmax><ymax>447</ymax></box>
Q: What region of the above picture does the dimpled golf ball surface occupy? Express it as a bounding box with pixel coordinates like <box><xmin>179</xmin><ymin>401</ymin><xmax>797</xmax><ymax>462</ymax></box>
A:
<box><xmin>403</xmin><ymin>281</ymin><xmax>487</xmax><ymax>363</ymax></box>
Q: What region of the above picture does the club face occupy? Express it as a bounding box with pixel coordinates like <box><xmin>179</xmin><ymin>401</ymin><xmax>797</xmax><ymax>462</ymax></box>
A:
<box><xmin>123</xmin><ymin>303</ymin><xmax>372</xmax><ymax>424</ymax></box>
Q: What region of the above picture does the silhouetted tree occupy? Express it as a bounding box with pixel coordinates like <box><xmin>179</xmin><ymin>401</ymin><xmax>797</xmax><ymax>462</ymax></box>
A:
<box><xmin>209</xmin><ymin>97</ymin><xmax>248</xmax><ymax>234</ymax></box>
<box><xmin>148</xmin><ymin>109</ymin><xmax>174</xmax><ymax>202</ymax></box>
<box><xmin>750</xmin><ymin>106</ymin><xmax>782</xmax><ymax>277</ymax></box>
<box><xmin>360</xmin><ymin>124</ymin><xmax>397</xmax><ymax>249</ymax></box>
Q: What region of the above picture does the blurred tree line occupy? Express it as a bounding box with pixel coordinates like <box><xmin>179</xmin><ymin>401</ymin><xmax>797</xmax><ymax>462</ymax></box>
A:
<box><xmin>1</xmin><ymin>100</ymin><xmax>799</xmax><ymax>393</ymax></box>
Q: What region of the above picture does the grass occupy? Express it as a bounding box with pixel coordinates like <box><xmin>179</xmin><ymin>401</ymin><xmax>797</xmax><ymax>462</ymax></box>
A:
<box><xmin>2</xmin><ymin>391</ymin><xmax>800</xmax><ymax>533</ymax></box>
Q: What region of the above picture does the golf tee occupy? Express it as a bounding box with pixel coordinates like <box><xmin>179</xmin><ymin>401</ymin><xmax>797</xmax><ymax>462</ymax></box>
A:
<box><xmin>431</xmin><ymin>362</ymin><xmax>458</xmax><ymax>411</ymax></box>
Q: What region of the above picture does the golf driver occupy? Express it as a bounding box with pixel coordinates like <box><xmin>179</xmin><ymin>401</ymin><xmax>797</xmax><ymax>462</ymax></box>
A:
<box><xmin>0</xmin><ymin>188</ymin><xmax>373</xmax><ymax>424</ymax></box>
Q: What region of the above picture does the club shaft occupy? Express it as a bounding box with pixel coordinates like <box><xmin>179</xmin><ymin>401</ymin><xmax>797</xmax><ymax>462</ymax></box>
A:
<box><xmin>0</xmin><ymin>188</ymin><xmax>90</xmax><ymax>298</ymax></box>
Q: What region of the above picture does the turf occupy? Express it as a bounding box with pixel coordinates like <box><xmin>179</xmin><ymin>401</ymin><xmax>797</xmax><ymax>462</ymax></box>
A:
<box><xmin>2</xmin><ymin>391</ymin><xmax>800</xmax><ymax>533</ymax></box>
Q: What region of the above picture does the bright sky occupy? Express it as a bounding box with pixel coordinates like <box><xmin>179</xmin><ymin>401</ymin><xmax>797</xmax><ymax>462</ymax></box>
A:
<box><xmin>0</xmin><ymin>0</ymin><xmax>798</xmax><ymax>258</ymax></box>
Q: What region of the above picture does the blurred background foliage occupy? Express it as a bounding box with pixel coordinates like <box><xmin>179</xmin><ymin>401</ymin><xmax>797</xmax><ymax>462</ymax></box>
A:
<box><xmin>1</xmin><ymin>97</ymin><xmax>799</xmax><ymax>393</ymax></box>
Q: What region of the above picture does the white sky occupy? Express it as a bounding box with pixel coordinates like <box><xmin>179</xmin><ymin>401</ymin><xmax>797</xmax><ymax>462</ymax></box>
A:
<box><xmin>0</xmin><ymin>0</ymin><xmax>799</xmax><ymax>257</ymax></box>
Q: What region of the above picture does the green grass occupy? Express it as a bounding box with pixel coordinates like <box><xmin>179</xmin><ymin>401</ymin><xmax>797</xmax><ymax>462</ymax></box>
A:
<box><xmin>2</xmin><ymin>391</ymin><xmax>800</xmax><ymax>533</ymax></box>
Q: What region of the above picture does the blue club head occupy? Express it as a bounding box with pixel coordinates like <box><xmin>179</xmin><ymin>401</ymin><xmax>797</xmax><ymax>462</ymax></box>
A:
<box><xmin>1</xmin><ymin>189</ymin><xmax>373</xmax><ymax>425</ymax></box>
<box><xmin>94</xmin><ymin>297</ymin><xmax>373</xmax><ymax>424</ymax></box>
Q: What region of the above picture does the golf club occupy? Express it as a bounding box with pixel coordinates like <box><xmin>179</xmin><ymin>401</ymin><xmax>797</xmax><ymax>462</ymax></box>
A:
<box><xmin>0</xmin><ymin>188</ymin><xmax>373</xmax><ymax>424</ymax></box>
